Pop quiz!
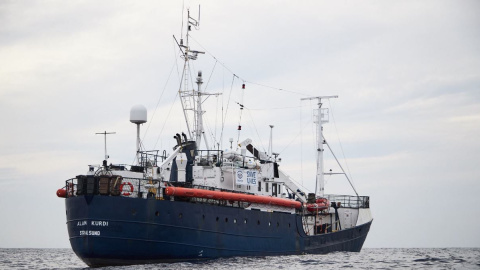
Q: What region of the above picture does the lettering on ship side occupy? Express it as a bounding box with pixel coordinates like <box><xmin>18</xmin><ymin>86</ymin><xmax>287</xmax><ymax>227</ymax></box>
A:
<box><xmin>76</xmin><ymin>221</ymin><xmax>108</xmax><ymax>236</ymax></box>
<box><xmin>91</xmin><ymin>221</ymin><xmax>109</xmax><ymax>226</ymax></box>
<box><xmin>77</xmin><ymin>221</ymin><xmax>87</xmax><ymax>226</ymax></box>
<box><xmin>79</xmin><ymin>230</ymin><xmax>101</xmax><ymax>236</ymax></box>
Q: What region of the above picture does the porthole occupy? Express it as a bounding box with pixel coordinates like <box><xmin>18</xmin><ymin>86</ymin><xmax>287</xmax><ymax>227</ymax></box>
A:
<box><xmin>277</xmin><ymin>222</ymin><xmax>279</xmax><ymax>227</ymax></box>
<box><xmin>268</xmin><ymin>222</ymin><xmax>271</xmax><ymax>226</ymax></box>
<box><xmin>155</xmin><ymin>211</ymin><xmax>159</xmax><ymax>216</ymax></box>
<box><xmin>179</xmin><ymin>213</ymin><xmax>182</xmax><ymax>219</ymax></box>
<box><xmin>131</xmin><ymin>209</ymin><xmax>137</xmax><ymax>216</ymax></box>
<box><xmin>202</xmin><ymin>214</ymin><xmax>205</xmax><ymax>220</ymax></box>
<box><xmin>244</xmin><ymin>219</ymin><xmax>248</xmax><ymax>224</ymax></box>
<box><xmin>216</xmin><ymin>217</ymin><xmax>219</xmax><ymax>222</ymax></box>
<box><xmin>288</xmin><ymin>223</ymin><xmax>291</xmax><ymax>228</ymax></box>
<box><xmin>225</xmin><ymin>218</ymin><xmax>228</xmax><ymax>223</ymax></box>
<box><xmin>234</xmin><ymin>219</ymin><xmax>237</xmax><ymax>224</ymax></box>
<box><xmin>257</xmin><ymin>220</ymin><xmax>260</xmax><ymax>225</ymax></box>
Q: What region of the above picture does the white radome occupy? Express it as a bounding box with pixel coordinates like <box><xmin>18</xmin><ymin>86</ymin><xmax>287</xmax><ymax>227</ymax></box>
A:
<box><xmin>130</xmin><ymin>105</ymin><xmax>147</xmax><ymax>124</ymax></box>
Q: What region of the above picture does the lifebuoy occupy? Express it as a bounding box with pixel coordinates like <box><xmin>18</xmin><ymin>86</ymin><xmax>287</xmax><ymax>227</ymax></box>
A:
<box><xmin>120</xmin><ymin>182</ymin><xmax>134</xmax><ymax>196</ymax></box>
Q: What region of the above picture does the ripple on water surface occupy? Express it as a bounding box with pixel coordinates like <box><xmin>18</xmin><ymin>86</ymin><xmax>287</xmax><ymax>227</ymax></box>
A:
<box><xmin>0</xmin><ymin>248</ymin><xmax>479</xmax><ymax>269</ymax></box>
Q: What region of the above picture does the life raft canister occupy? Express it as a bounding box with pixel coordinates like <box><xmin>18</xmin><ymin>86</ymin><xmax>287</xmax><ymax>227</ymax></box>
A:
<box><xmin>56</xmin><ymin>188</ymin><xmax>67</xmax><ymax>198</ymax></box>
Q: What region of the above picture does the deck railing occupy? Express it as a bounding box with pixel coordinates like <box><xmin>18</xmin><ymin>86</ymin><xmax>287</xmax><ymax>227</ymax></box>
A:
<box><xmin>324</xmin><ymin>194</ymin><xmax>370</xmax><ymax>208</ymax></box>
<box><xmin>64</xmin><ymin>176</ymin><xmax>369</xmax><ymax>209</ymax></box>
<box><xmin>63</xmin><ymin>176</ymin><xmax>258</xmax><ymax>210</ymax></box>
<box><xmin>64</xmin><ymin>175</ymin><xmax>158</xmax><ymax>199</ymax></box>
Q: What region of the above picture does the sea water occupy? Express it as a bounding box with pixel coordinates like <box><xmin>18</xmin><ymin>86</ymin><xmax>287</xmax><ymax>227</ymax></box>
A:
<box><xmin>0</xmin><ymin>248</ymin><xmax>478</xmax><ymax>269</ymax></box>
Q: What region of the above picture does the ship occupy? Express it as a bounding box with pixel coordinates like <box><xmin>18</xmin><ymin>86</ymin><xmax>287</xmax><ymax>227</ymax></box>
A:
<box><xmin>57</xmin><ymin>9</ymin><xmax>372</xmax><ymax>267</ymax></box>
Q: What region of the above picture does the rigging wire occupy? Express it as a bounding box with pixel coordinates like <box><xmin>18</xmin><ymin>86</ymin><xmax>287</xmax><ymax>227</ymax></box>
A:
<box><xmin>180</xmin><ymin>1</ymin><xmax>184</xmax><ymax>38</ymax></box>
<box><xmin>247</xmin><ymin>105</ymin><xmax>302</xmax><ymax>111</ymax></box>
<box><xmin>244</xmin><ymin>81</ymin><xmax>310</xmax><ymax>97</ymax></box>
<box><xmin>278</xmin><ymin>117</ymin><xmax>312</xmax><ymax>156</ymax></box>
<box><xmin>162</xmin><ymin>33</ymin><xmax>313</xmax><ymax>153</ymax></box>
<box><xmin>130</xmin><ymin>23</ymin><xmax>355</xmax><ymax>199</ymax></box>
<box><xmin>185</xmin><ymin>34</ymin><xmax>313</xmax><ymax>153</ymax></box>
<box><xmin>141</xmin><ymin>58</ymin><xmax>177</xmax><ymax>143</ymax></box>
<box><xmin>188</xmin><ymin>35</ymin><xmax>310</xmax><ymax>97</ymax></box>
<box><xmin>288</xmin><ymin>174</ymin><xmax>313</xmax><ymax>194</ymax></box>
<box><xmin>236</xmin><ymin>102</ymin><xmax>243</xmax><ymax>145</ymax></box>
<box><xmin>220</xmin><ymin>74</ymin><xmax>237</xmax><ymax>147</ymax></box>
<box><xmin>204</xmin><ymin>60</ymin><xmax>217</xmax><ymax>92</ymax></box>
<box><xmin>236</xmin><ymin>84</ymin><xmax>245</xmax><ymax>145</ymax></box>
<box><xmin>130</xmin><ymin>40</ymin><xmax>181</xmax><ymax>166</ymax></box>
<box><xmin>324</xmin><ymin>138</ymin><xmax>359</xmax><ymax>197</ymax></box>
<box><xmin>328</xmin><ymin>99</ymin><xmax>356</xmax><ymax>190</ymax></box>
<box><xmin>213</xmin><ymin>68</ymin><xmax>223</xmax><ymax>150</ymax></box>
<box><xmin>300</xmin><ymin>100</ymin><xmax>303</xmax><ymax>185</ymax></box>
<box><xmin>244</xmin><ymin>108</ymin><xmax>267</xmax><ymax>153</ymax></box>
<box><xmin>203</xmin><ymin>116</ymin><xmax>218</xmax><ymax>149</ymax></box>
<box><xmin>178</xmin><ymin>59</ymin><xmax>192</xmax><ymax>138</ymax></box>
<box><xmin>186</xmin><ymin>59</ymin><xmax>197</xmax><ymax>138</ymax></box>
<box><xmin>197</xmin><ymin>60</ymin><xmax>219</xmax><ymax>148</ymax></box>
<box><xmin>153</xmin><ymin>91</ymin><xmax>180</xmax><ymax>150</ymax></box>
<box><xmin>188</xmin><ymin>35</ymin><xmax>237</xmax><ymax>81</ymax></box>
<box><xmin>213</xmin><ymin>94</ymin><xmax>220</xmax><ymax>149</ymax></box>
<box><xmin>173</xmin><ymin>36</ymin><xmax>183</xmax><ymax>93</ymax></box>
<box><xmin>132</xmin><ymin>24</ymin><xmax>347</xmax><ymax>199</ymax></box>
<box><xmin>151</xmin><ymin>43</ymin><xmax>186</xmax><ymax>150</ymax></box>
<box><xmin>219</xmin><ymin>67</ymin><xmax>225</xmax><ymax>149</ymax></box>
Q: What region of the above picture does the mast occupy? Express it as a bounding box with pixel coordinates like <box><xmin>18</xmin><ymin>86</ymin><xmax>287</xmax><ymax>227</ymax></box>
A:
<box><xmin>268</xmin><ymin>125</ymin><xmax>274</xmax><ymax>158</ymax></box>
<box><xmin>195</xmin><ymin>71</ymin><xmax>210</xmax><ymax>149</ymax></box>
<box><xmin>176</xmin><ymin>8</ymin><xmax>204</xmax><ymax>144</ymax></box>
<box><xmin>175</xmin><ymin>8</ymin><xmax>220</xmax><ymax>150</ymax></box>
<box><xmin>300</xmin><ymin>95</ymin><xmax>338</xmax><ymax>197</ymax></box>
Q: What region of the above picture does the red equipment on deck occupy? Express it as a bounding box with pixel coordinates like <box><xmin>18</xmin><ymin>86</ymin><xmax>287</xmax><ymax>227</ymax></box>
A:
<box><xmin>165</xmin><ymin>186</ymin><xmax>302</xmax><ymax>209</ymax></box>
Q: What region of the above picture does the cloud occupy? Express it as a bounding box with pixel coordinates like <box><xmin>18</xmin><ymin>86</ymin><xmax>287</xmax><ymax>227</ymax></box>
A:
<box><xmin>1</xmin><ymin>0</ymin><xmax>480</xmax><ymax>249</ymax></box>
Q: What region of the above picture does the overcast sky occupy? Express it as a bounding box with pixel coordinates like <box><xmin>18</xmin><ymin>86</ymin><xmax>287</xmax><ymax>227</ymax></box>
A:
<box><xmin>1</xmin><ymin>0</ymin><xmax>479</xmax><ymax>249</ymax></box>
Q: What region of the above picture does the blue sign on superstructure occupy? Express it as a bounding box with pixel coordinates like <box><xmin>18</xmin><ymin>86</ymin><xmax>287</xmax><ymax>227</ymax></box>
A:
<box><xmin>236</xmin><ymin>170</ymin><xmax>257</xmax><ymax>186</ymax></box>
